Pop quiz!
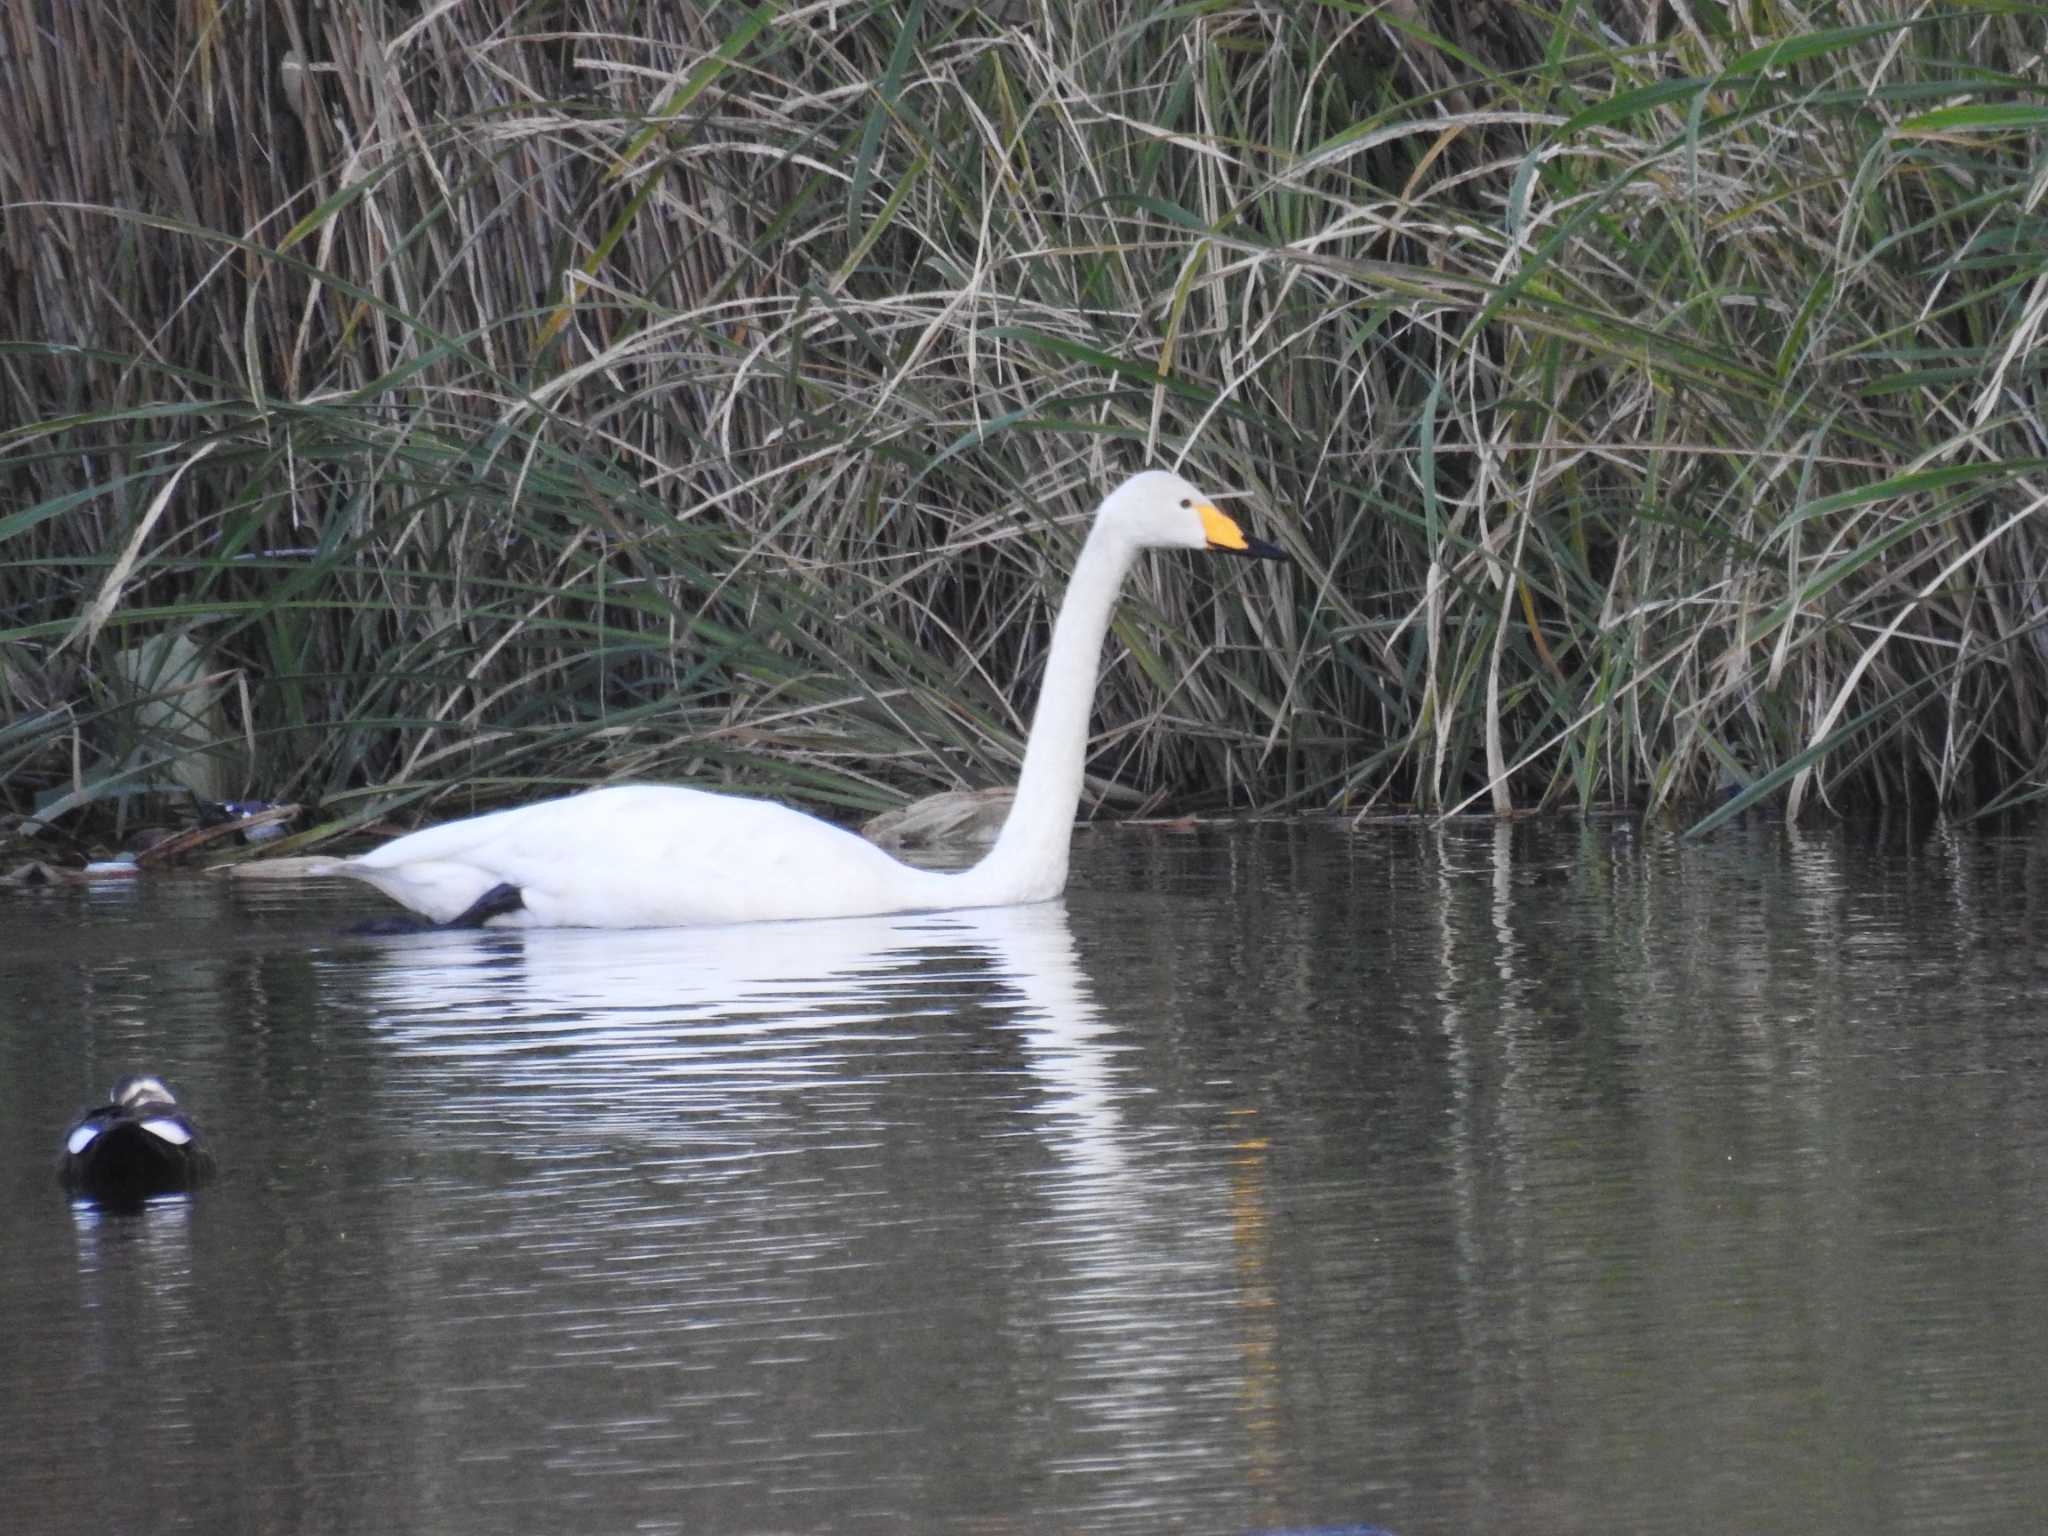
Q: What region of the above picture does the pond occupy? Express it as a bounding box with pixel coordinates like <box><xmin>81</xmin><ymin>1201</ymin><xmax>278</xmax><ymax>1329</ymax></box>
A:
<box><xmin>4</xmin><ymin>816</ymin><xmax>2047</xmax><ymax>1534</ymax></box>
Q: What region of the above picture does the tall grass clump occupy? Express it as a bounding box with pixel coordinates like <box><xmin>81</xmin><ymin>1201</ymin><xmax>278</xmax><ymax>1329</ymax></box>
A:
<box><xmin>3</xmin><ymin>1</ymin><xmax>2046</xmax><ymax>850</ymax></box>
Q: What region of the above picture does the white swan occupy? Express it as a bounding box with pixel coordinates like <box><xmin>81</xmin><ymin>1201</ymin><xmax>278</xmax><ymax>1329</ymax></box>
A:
<box><xmin>318</xmin><ymin>470</ymin><xmax>1284</xmax><ymax>929</ymax></box>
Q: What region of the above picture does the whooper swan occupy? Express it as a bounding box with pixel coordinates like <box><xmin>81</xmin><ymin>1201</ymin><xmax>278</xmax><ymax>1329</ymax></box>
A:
<box><xmin>319</xmin><ymin>470</ymin><xmax>1284</xmax><ymax>929</ymax></box>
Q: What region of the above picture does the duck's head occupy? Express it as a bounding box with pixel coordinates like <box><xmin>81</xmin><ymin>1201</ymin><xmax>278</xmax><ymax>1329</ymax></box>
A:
<box><xmin>111</xmin><ymin>1074</ymin><xmax>178</xmax><ymax>1111</ymax></box>
<box><xmin>1100</xmin><ymin>470</ymin><xmax>1288</xmax><ymax>560</ymax></box>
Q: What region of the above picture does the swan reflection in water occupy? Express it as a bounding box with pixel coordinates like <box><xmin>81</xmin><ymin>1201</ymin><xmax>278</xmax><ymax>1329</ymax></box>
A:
<box><xmin>334</xmin><ymin>898</ymin><xmax>1290</xmax><ymax>1518</ymax></box>
<box><xmin>342</xmin><ymin>899</ymin><xmax>1129</xmax><ymax>1177</ymax></box>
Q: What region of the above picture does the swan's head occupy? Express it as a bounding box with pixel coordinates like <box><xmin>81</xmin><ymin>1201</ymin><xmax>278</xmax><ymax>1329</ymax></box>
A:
<box><xmin>1100</xmin><ymin>470</ymin><xmax>1287</xmax><ymax>560</ymax></box>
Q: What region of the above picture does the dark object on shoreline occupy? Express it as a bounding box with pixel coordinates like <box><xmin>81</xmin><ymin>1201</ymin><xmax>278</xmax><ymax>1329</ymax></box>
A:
<box><xmin>60</xmin><ymin>1076</ymin><xmax>216</xmax><ymax>1207</ymax></box>
<box><xmin>199</xmin><ymin>798</ymin><xmax>294</xmax><ymax>844</ymax></box>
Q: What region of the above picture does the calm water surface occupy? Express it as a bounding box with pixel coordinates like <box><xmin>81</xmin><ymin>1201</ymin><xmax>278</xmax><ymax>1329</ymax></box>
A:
<box><xmin>4</xmin><ymin>818</ymin><xmax>2048</xmax><ymax>1534</ymax></box>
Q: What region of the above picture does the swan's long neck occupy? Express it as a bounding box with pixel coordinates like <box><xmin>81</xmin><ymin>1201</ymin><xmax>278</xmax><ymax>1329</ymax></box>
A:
<box><xmin>957</xmin><ymin>520</ymin><xmax>1139</xmax><ymax>904</ymax></box>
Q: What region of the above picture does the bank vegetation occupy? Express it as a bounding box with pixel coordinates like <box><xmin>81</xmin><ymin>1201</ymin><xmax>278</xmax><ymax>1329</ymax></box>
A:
<box><xmin>3</xmin><ymin>1</ymin><xmax>2045</xmax><ymax>853</ymax></box>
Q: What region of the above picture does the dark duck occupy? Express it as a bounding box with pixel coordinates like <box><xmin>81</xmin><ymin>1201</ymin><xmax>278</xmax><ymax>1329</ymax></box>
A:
<box><xmin>61</xmin><ymin>1075</ymin><xmax>215</xmax><ymax>1205</ymax></box>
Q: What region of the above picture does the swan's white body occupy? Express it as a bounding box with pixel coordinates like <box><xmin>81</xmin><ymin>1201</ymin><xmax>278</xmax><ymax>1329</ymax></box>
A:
<box><xmin>335</xmin><ymin>784</ymin><xmax>1010</xmax><ymax>928</ymax></box>
<box><xmin>322</xmin><ymin>471</ymin><xmax>1279</xmax><ymax>929</ymax></box>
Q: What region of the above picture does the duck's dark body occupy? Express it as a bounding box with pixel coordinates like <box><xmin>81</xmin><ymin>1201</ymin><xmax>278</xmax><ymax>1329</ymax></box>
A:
<box><xmin>61</xmin><ymin>1076</ymin><xmax>215</xmax><ymax>1206</ymax></box>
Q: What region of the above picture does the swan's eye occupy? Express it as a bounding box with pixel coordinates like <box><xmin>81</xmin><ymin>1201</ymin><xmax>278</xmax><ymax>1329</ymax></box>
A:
<box><xmin>1179</xmin><ymin>498</ymin><xmax>1191</xmax><ymax>509</ymax></box>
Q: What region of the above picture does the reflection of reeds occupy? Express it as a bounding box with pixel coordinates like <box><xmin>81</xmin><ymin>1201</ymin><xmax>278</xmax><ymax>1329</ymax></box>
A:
<box><xmin>3</xmin><ymin>4</ymin><xmax>2045</xmax><ymax>843</ymax></box>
